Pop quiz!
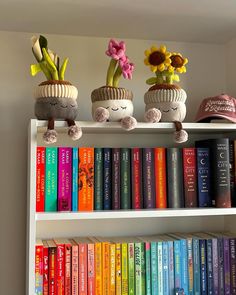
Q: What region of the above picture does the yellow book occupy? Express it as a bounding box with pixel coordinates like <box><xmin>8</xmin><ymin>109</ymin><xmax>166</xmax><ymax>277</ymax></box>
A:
<box><xmin>115</xmin><ymin>243</ymin><xmax>122</xmax><ymax>295</ymax></box>
<box><xmin>96</xmin><ymin>238</ymin><xmax>110</xmax><ymax>295</ymax></box>
<box><xmin>110</xmin><ymin>243</ymin><xmax>116</xmax><ymax>295</ymax></box>
<box><xmin>121</xmin><ymin>243</ymin><xmax>128</xmax><ymax>295</ymax></box>
<box><xmin>89</xmin><ymin>237</ymin><xmax>102</xmax><ymax>295</ymax></box>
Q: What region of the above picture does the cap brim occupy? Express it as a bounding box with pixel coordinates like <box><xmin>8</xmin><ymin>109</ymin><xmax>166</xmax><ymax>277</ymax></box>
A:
<box><xmin>195</xmin><ymin>113</ymin><xmax>236</xmax><ymax>123</ymax></box>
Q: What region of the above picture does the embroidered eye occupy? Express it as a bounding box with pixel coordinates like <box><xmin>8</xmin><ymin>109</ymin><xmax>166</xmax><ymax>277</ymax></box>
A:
<box><xmin>111</xmin><ymin>108</ymin><xmax>119</xmax><ymax>111</ymax></box>
<box><xmin>172</xmin><ymin>107</ymin><xmax>178</xmax><ymax>111</ymax></box>
<box><xmin>121</xmin><ymin>106</ymin><xmax>127</xmax><ymax>110</ymax></box>
<box><xmin>50</xmin><ymin>102</ymin><xmax>58</xmax><ymax>106</ymax></box>
<box><xmin>105</xmin><ymin>106</ymin><xmax>109</xmax><ymax>109</ymax></box>
<box><xmin>162</xmin><ymin>109</ymin><xmax>170</xmax><ymax>113</ymax></box>
<box><xmin>70</xmin><ymin>104</ymin><xmax>76</xmax><ymax>108</ymax></box>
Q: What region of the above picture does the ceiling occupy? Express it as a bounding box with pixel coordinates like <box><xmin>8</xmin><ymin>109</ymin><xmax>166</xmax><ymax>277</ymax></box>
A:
<box><xmin>1</xmin><ymin>0</ymin><xmax>236</xmax><ymax>43</ymax></box>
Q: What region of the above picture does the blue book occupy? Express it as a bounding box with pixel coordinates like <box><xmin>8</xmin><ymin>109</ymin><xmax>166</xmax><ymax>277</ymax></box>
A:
<box><xmin>168</xmin><ymin>240</ymin><xmax>175</xmax><ymax>294</ymax></box>
<box><xmin>198</xmin><ymin>238</ymin><xmax>207</xmax><ymax>295</ymax></box>
<box><xmin>192</xmin><ymin>237</ymin><xmax>201</xmax><ymax>295</ymax></box>
<box><xmin>196</xmin><ymin>148</ymin><xmax>211</xmax><ymax>207</ymax></box>
<box><xmin>72</xmin><ymin>147</ymin><xmax>78</xmax><ymax>211</ymax></box>
<box><xmin>157</xmin><ymin>241</ymin><xmax>163</xmax><ymax>294</ymax></box>
<box><xmin>162</xmin><ymin>241</ymin><xmax>169</xmax><ymax>295</ymax></box>
<box><xmin>150</xmin><ymin>241</ymin><xmax>158</xmax><ymax>294</ymax></box>
<box><xmin>103</xmin><ymin>148</ymin><xmax>112</xmax><ymax>210</ymax></box>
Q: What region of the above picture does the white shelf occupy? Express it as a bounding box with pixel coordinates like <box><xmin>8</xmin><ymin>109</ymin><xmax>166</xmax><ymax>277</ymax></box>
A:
<box><xmin>36</xmin><ymin>208</ymin><xmax>236</xmax><ymax>221</ymax></box>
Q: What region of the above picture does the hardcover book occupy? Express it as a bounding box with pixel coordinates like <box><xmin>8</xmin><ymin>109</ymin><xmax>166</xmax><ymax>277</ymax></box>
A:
<box><xmin>143</xmin><ymin>148</ymin><xmax>156</xmax><ymax>208</ymax></box>
<box><xmin>72</xmin><ymin>147</ymin><xmax>78</xmax><ymax>211</ymax></box>
<box><xmin>131</xmin><ymin>148</ymin><xmax>143</xmax><ymax>209</ymax></box>
<box><xmin>154</xmin><ymin>147</ymin><xmax>167</xmax><ymax>208</ymax></box>
<box><xmin>121</xmin><ymin>148</ymin><xmax>131</xmax><ymax>209</ymax></box>
<box><xmin>36</xmin><ymin>147</ymin><xmax>45</xmax><ymax>212</ymax></box>
<box><xmin>94</xmin><ymin>148</ymin><xmax>103</xmax><ymax>210</ymax></box>
<box><xmin>112</xmin><ymin>148</ymin><xmax>121</xmax><ymax>210</ymax></box>
<box><xmin>103</xmin><ymin>148</ymin><xmax>112</xmax><ymax>210</ymax></box>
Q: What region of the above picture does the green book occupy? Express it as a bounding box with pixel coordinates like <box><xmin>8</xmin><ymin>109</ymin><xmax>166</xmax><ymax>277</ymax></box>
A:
<box><xmin>45</xmin><ymin>147</ymin><xmax>58</xmax><ymax>211</ymax></box>
<box><xmin>94</xmin><ymin>148</ymin><xmax>103</xmax><ymax>210</ymax></box>
<box><xmin>135</xmin><ymin>240</ymin><xmax>146</xmax><ymax>295</ymax></box>
<box><xmin>120</xmin><ymin>148</ymin><xmax>131</xmax><ymax>209</ymax></box>
<box><xmin>128</xmin><ymin>242</ymin><xmax>135</xmax><ymax>295</ymax></box>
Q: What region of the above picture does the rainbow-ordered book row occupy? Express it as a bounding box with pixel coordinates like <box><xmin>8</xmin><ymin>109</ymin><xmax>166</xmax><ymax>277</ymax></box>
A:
<box><xmin>36</xmin><ymin>138</ymin><xmax>236</xmax><ymax>212</ymax></box>
<box><xmin>35</xmin><ymin>232</ymin><xmax>236</xmax><ymax>295</ymax></box>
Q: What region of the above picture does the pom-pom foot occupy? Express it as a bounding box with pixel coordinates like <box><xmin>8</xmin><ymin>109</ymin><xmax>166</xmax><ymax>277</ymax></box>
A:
<box><xmin>144</xmin><ymin>108</ymin><xmax>161</xmax><ymax>123</ymax></box>
<box><xmin>68</xmin><ymin>124</ymin><xmax>82</xmax><ymax>141</ymax></box>
<box><xmin>93</xmin><ymin>107</ymin><xmax>109</xmax><ymax>122</ymax></box>
<box><xmin>174</xmin><ymin>129</ymin><xmax>188</xmax><ymax>143</ymax></box>
<box><xmin>121</xmin><ymin>116</ymin><xmax>137</xmax><ymax>131</ymax></box>
<box><xmin>43</xmin><ymin>129</ymin><xmax>57</xmax><ymax>144</ymax></box>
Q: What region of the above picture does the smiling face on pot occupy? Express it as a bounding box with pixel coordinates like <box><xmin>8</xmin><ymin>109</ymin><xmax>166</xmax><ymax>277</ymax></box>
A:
<box><xmin>92</xmin><ymin>99</ymin><xmax>134</xmax><ymax>121</ymax></box>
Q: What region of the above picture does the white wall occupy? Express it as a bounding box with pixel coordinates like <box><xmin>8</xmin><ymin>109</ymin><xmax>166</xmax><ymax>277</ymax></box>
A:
<box><xmin>226</xmin><ymin>37</ymin><xmax>236</xmax><ymax>97</ymax></box>
<box><xmin>0</xmin><ymin>30</ymin><xmax>226</xmax><ymax>294</ymax></box>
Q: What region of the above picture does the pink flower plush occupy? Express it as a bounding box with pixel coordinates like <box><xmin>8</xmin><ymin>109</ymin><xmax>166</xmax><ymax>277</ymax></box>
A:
<box><xmin>120</xmin><ymin>58</ymin><xmax>134</xmax><ymax>80</ymax></box>
<box><xmin>106</xmin><ymin>39</ymin><xmax>126</xmax><ymax>60</ymax></box>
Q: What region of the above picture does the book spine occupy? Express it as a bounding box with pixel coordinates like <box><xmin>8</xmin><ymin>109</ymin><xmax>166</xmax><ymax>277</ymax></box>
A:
<box><xmin>79</xmin><ymin>148</ymin><xmax>87</xmax><ymax>211</ymax></box>
<box><xmin>45</xmin><ymin>147</ymin><xmax>58</xmax><ymax>212</ymax></box>
<box><xmin>36</xmin><ymin>147</ymin><xmax>45</xmax><ymax>212</ymax></box>
<box><xmin>35</xmin><ymin>244</ymin><xmax>43</xmax><ymax>294</ymax></box>
<box><xmin>206</xmin><ymin>239</ymin><xmax>213</xmax><ymax>295</ymax></box>
<box><xmin>121</xmin><ymin>148</ymin><xmax>131</xmax><ymax>209</ymax></box>
<box><xmin>196</xmin><ymin>148</ymin><xmax>211</xmax><ymax>207</ymax></box>
<box><xmin>145</xmin><ymin>242</ymin><xmax>151</xmax><ymax>295</ymax></box>
<box><xmin>174</xmin><ymin>240</ymin><xmax>182</xmax><ymax>290</ymax></box>
<box><xmin>234</xmin><ymin>141</ymin><xmax>236</xmax><ymax>207</ymax></box>
<box><xmin>115</xmin><ymin>243</ymin><xmax>122</xmax><ymax>295</ymax></box>
<box><xmin>95</xmin><ymin>242</ymin><xmax>102</xmax><ymax>295</ymax></box>
<box><xmin>157</xmin><ymin>242</ymin><xmax>163</xmax><ymax>294</ymax></box>
<box><xmin>87</xmin><ymin>148</ymin><xmax>94</xmax><ymax>211</ymax></box>
<box><xmin>102</xmin><ymin>242</ymin><xmax>110</xmax><ymax>295</ymax></box>
<box><xmin>167</xmin><ymin>148</ymin><xmax>184</xmax><ymax>208</ymax></box>
<box><xmin>112</xmin><ymin>148</ymin><xmax>121</xmax><ymax>209</ymax></box>
<box><xmin>110</xmin><ymin>244</ymin><xmax>116</xmax><ymax>295</ymax></box>
<box><xmin>72</xmin><ymin>147</ymin><xmax>78</xmax><ymax>211</ymax></box>
<box><xmin>218</xmin><ymin>238</ymin><xmax>225</xmax><ymax>294</ymax></box>
<box><xmin>88</xmin><ymin>243</ymin><xmax>95</xmax><ymax>295</ymax></box>
<box><xmin>229</xmin><ymin>141</ymin><xmax>235</xmax><ymax>206</ymax></box>
<box><xmin>140</xmin><ymin>242</ymin><xmax>146</xmax><ymax>295</ymax></box>
<box><xmin>49</xmin><ymin>246</ymin><xmax>57</xmax><ymax>295</ymax></box>
<box><xmin>121</xmin><ymin>243</ymin><xmax>128</xmax><ymax>295</ymax></box>
<box><xmin>71</xmin><ymin>244</ymin><xmax>79</xmax><ymax>295</ymax></box>
<box><xmin>128</xmin><ymin>243</ymin><xmax>135</xmax><ymax>295</ymax></box>
<box><xmin>79</xmin><ymin>243</ymin><xmax>88</xmax><ymax>295</ymax></box>
<box><xmin>58</xmin><ymin>148</ymin><xmax>72</xmax><ymax>211</ymax></box>
<box><xmin>131</xmin><ymin>148</ymin><xmax>143</xmax><ymax>209</ymax></box>
<box><xmin>94</xmin><ymin>148</ymin><xmax>103</xmax><ymax>210</ymax></box>
<box><xmin>183</xmin><ymin>148</ymin><xmax>197</xmax><ymax>207</ymax></box>
<box><xmin>150</xmin><ymin>242</ymin><xmax>158</xmax><ymax>294</ymax></box>
<box><xmin>65</xmin><ymin>243</ymin><xmax>71</xmax><ymax>295</ymax></box>
<box><xmin>168</xmin><ymin>241</ymin><xmax>175</xmax><ymax>295</ymax></box>
<box><xmin>43</xmin><ymin>246</ymin><xmax>49</xmax><ymax>295</ymax></box>
<box><xmin>229</xmin><ymin>238</ymin><xmax>236</xmax><ymax>294</ymax></box>
<box><xmin>180</xmin><ymin>239</ymin><xmax>189</xmax><ymax>294</ymax></box>
<box><xmin>103</xmin><ymin>148</ymin><xmax>112</xmax><ymax>210</ymax></box>
<box><xmin>143</xmin><ymin>148</ymin><xmax>156</xmax><ymax>208</ymax></box>
<box><xmin>192</xmin><ymin>238</ymin><xmax>200</xmax><ymax>295</ymax></box>
<box><xmin>162</xmin><ymin>241</ymin><xmax>169</xmax><ymax>295</ymax></box>
<box><xmin>212</xmin><ymin>238</ymin><xmax>219</xmax><ymax>295</ymax></box>
<box><xmin>56</xmin><ymin>243</ymin><xmax>65</xmax><ymax>295</ymax></box>
<box><xmin>223</xmin><ymin>237</ymin><xmax>231</xmax><ymax>295</ymax></box>
<box><xmin>199</xmin><ymin>239</ymin><xmax>207</xmax><ymax>295</ymax></box>
<box><xmin>135</xmin><ymin>242</ymin><xmax>142</xmax><ymax>295</ymax></box>
<box><xmin>154</xmin><ymin>147</ymin><xmax>167</xmax><ymax>208</ymax></box>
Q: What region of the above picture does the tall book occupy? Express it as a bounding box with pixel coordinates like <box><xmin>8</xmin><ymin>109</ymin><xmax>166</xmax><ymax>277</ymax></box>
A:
<box><xmin>69</xmin><ymin>239</ymin><xmax>79</xmax><ymax>295</ymax></box>
<box><xmin>110</xmin><ymin>243</ymin><xmax>116</xmax><ymax>295</ymax></box>
<box><xmin>224</xmin><ymin>232</ymin><xmax>236</xmax><ymax>294</ymax></box>
<box><xmin>47</xmin><ymin>240</ymin><xmax>57</xmax><ymax>295</ymax></box>
<box><xmin>72</xmin><ymin>147</ymin><xmax>78</xmax><ymax>211</ymax></box>
<box><xmin>36</xmin><ymin>147</ymin><xmax>45</xmax><ymax>212</ymax></box>
<box><xmin>183</xmin><ymin>148</ymin><xmax>197</xmax><ymax>207</ymax></box>
<box><xmin>42</xmin><ymin>241</ymin><xmax>49</xmax><ymax>295</ymax></box>
<box><xmin>131</xmin><ymin>148</ymin><xmax>143</xmax><ymax>209</ymax></box>
<box><xmin>89</xmin><ymin>237</ymin><xmax>102</xmax><ymax>295</ymax></box>
<box><xmin>167</xmin><ymin>148</ymin><xmax>184</xmax><ymax>208</ymax></box>
<box><xmin>58</xmin><ymin>147</ymin><xmax>72</xmax><ymax>211</ymax></box>
<box><xmin>112</xmin><ymin>148</ymin><xmax>121</xmax><ymax>209</ymax></box>
<box><xmin>128</xmin><ymin>242</ymin><xmax>135</xmax><ymax>295</ymax></box>
<box><xmin>229</xmin><ymin>141</ymin><xmax>236</xmax><ymax>207</ymax></box>
<box><xmin>53</xmin><ymin>238</ymin><xmax>65</xmax><ymax>294</ymax></box>
<box><xmin>45</xmin><ymin>147</ymin><xmax>58</xmax><ymax>212</ymax></box>
<box><xmin>154</xmin><ymin>147</ymin><xmax>167</xmax><ymax>208</ymax></box>
<box><xmin>35</xmin><ymin>239</ymin><xmax>43</xmax><ymax>295</ymax></box>
<box><xmin>144</xmin><ymin>241</ymin><xmax>151</xmax><ymax>295</ymax></box>
<box><xmin>196</xmin><ymin>138</ymin><xmax>231</xmax><ymax>207</ymax></box>
<box><xmin>134</xmin><ymin>240</ymin><xmax>145</xmax><ymax>295</ymax></box>
<box><xmin>115</xmin><ymin>242</ymin><xmax>122</xmax><ymax>295</ymax></box>
<box><xmin>94</xmin><ymin>148</ymin><xmax>103</xmax><ymax>210</ymax></box>
<box><xmin>196</xmin><ymin>148</ymin><xmax>211</xmax><ymax>207</ymax></box>
<box><xmin>143</xmin><ymin>148</ymin><xmax>156</xmax><ymax>208</ymax></box>
<box><xmin>121</xmin><ymin>243</ymin><xmax>128</xmax><ymax>295</ymax></box>
<box><xmin>103</xmin><ymin>148</ymin><xmax>112</xmax><ymax>210</ymax></box>
<box><xmin>121</xmin><ymin>148</ymin><xmax>131</xmax><ymax>209</ymax></box>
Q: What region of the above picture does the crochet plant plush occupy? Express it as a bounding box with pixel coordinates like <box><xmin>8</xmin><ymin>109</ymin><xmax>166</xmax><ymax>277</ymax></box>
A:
<box><xmin>31</xmin><ymin>35</ymin><xmax>82</xmax><ymax>144</ymax></box>
<box><xmin>91</xmin><ymin>39</ymin><xmax>137</xmax><ymax>130</ymax></box>
<box><xmin>144</xmin><ymin>45</ymin><xmax>189</xmax><ymax>143</ymax></box>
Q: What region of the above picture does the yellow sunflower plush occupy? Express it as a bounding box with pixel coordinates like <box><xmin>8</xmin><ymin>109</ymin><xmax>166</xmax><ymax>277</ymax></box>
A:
<box><xmin>143</xmin><ymin>45</ymin><xmax>189</xmax><ymax>143</ymax></box>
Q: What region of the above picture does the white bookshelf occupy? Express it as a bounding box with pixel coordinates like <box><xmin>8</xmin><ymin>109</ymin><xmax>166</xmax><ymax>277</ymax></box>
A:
<box><xmin>27</xmin><ymin>118</ymin><xmax>236</xmax><ymax>294</ymax></box>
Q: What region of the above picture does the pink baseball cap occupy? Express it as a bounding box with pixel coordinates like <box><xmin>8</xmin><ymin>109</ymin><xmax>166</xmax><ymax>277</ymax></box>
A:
<box><xmin>195</xmin><ymin>94</ymin><xmax>236</xmax><ymax>123</ymax></box>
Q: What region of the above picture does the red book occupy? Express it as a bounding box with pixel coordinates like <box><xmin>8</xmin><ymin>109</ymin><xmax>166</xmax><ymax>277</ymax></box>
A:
<box><xmin>69</xmin><ymin>239</ymin><xmax>79</xmax><ymax>295</ymax></box>
<box><xmin>47</xmin><ymin>240</ymin><xmax>57</xmax><ymax>295</ymax></box>
<box><xmin>35</xmin><ymin>239</ymin><xmax>43</xmax><ymax>294</ymax></box>
<box><xmin>64</xmin><ymin>240</ymin><xmax>72</xmax><ymax>295</ymax></box>
<box><xmin>42</xmin><ymin>241</ymin><xmax>49</xmax><ymax>295</ymax></box>
<box><xmin>154</xmin><ymin>148</ymin><xmax>167</xmax><ymax>208</ymax></box>
<box><xmin>36</xmin><ymin>147</ymin><xmax>45</xmax><ymax>212</ymax></box>
<box><xmin>183</xmin><ymin>148</ymin><xmax>198</xmax><ymax>207</ymax></box>
<box><xmin>131</xmin><ymin>148</ymin><xmax>143</xmax><ymax>209</ymax></box>
<box><xmin>54</xmin><ymin>239</ymin><xmax>65</xmax><ymax>295</ymax></box>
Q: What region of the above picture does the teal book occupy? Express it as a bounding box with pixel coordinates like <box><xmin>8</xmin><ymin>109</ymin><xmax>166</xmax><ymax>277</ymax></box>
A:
<box><xmin>157</xmin><ymin>241</ymin><xmax>163</xmax><ymax>294</ymax></box>
<box><xmin>120</xmin><ymin>148</ymin><xmax>131</xmax><ymax>209</ymax></box>
<box><xmin>168</xmin><ymin>240</ymin><xmax>175</xmax><ymax>294</ymax></box>
<box><xmin>145</xmin><ymin>242</ymin><xmax>151</xmax><ymax>295</ymax></box>
<box><xmin>45</xmin><ymin>147</ymin><xmax>58</xmax><ymax>212</ymax></box>
<box><xmin>150</xmin><ymin>241</ymin><xmax>158</xmax><ymax>294</ymax></box>
<box><xmin>94</xmin><ymin>148</ymin><xmax>103</xmax><ymax>210</ymax></box>
<box><xmin>162</xmin><ymin>241</ymin><xmax>169</xmax><ymax>295</ymax></box>
<box><xmin>72</xmin><ymin>147</ymin><xmax>78</xmax><ymax>211</ymax></box>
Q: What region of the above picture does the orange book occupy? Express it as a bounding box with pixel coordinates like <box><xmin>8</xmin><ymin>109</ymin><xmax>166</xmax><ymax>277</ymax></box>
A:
<box><xmin>154</xmin><ymin>148</ymin><xmax>167</xmax><ymax>208</ymax></box>
<box><xmin>90</xmin><ymin>237</ymin><xmax>102</xmax><ymax>295</ymax></box>
<box><xmin>115</xmin><ymin>243</ymin><xmax>122</xmax><ymax>295</ymax></box>
<box><xmin>97</xmin><ymin>238</ymin><xmax>110</xmax><ymax>295</ymax></box>
<box><xmin>110</xmin><ymin>243</ymin><xmax>116</xmax><ymax>295</ymax></box>
<box><xmin>69</xmin><ymin>239</ymin><xmax>79</xmax><ymax>295</ymax></box>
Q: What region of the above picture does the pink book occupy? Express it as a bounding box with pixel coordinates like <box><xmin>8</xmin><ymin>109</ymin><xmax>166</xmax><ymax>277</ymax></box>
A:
<box><xmin>69</xmin><ymin>239</ymin><xmax>79</xmax><ymax>295</ymax></box>
<box><xmin>58</xmin><ymin>148</ymin><xmax>72</xmax><ymax>211</ymax></box>
<box><xmin>74</xmin><ymin>238</ymin><xmax>88</xmax><ymax>295</ymax></box>
<box><xmin>87</xmin><ymin>242</ymin><xmax>95</xmax><ymax>295</ymax></box>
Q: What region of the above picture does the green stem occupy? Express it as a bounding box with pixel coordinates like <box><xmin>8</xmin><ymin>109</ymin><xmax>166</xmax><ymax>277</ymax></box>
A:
<box><xmin>59</xmin><ymin>58</ymin><xmax>68</xmax><ymax>80</ymax></box>
<box><xmin>155</xmin><ymin>72</ymin><xmax>164</xmax><ymax>84</ymax></box>
<box><xmin>113</xmin><ymin>66</ymin><xmax>122</xmax><ymax>87</ymax></box>
<box><xmin>106</xmin><ymin>59</ymin><xmax>117</xmax><ymax>86</ymax></box>
<box><xmin>42</xmin><ymin>48</ymin><xmax>59</xmax><ymax>80</ymax></box>
<box><xmin>39</xmin><ymin>61</ymin><xmax>52</xmax><ymax>80</ymax></box>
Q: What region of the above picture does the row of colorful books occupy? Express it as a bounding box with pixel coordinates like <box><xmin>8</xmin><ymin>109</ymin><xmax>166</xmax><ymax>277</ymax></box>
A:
<box><xmin>35</xmin><ymin>232</ymin><xmax>236</xmax><ymax>295</ymax></box>
<box><xmin>36</xmin><ymin>138</ymin><xmax>235</xmax><ymax>212</ymax></box>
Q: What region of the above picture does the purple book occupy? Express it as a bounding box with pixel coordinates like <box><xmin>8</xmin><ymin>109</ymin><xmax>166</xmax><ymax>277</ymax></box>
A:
<box><xmin>212</xmin><ymin>238</ymin><xmax>219</xmax><ymax>295</ymax></box>
<box><xmin>228</xmin><ymin>236</ymin><xmax>236</xmax><ymax>294</ymax></box>
<box><xmin>223</xmin><ymin>237</ymin><xmax>231</xmax><ymax>295</ymax></box>
<box><xmin>142</xmin><ymin>148</ymin><xmax>155</xmax><ymax>208</ymax></box>
<box><xmin>58</xmin><ymin>147</ymin><xmax>72</xmax><ymax>211</ymax></box>
<box><xmin>112</xmin><ymin>148</ymin><xmax>120</xmax><ymax>209</ymax></box>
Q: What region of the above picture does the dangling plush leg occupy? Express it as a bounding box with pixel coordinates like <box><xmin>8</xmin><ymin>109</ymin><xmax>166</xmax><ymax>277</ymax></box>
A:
<box><xmin>173</xmin><ymin>121</ymin><xmax>188</xmax><ymax>143</ymax></box>
<box><xmin>93</xmin><ymin>107</ymin><xmax>110</xmax><ymax>122</ymax></box>
<box><xmin>144</xmin><ymin>108</ymin><xmax>162</xmax><ymax>123</ymax></box>
<box><xmin>43</xmin><ymin>118</ymin><xmax>58</xmax><ymax>144</ymax></box>
<box><xmin>67</xmin><ymin>119</ymin><xmax>82</xmax><ymax>140</ymax></box>
<box><xmin>120</xmin><ymin>116</ymin><xmax>137</xmax><ymax>131</ymax></box>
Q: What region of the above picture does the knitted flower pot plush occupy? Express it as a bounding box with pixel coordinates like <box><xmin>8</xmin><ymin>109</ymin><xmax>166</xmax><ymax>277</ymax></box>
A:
<box><xmin>31</xmin><ymin>35</ymin><xmax>82</xmax><ymax>144</ymax></box>
<box><xmin>91</xmin><ymin>39</ymin><xmax>137</xmax><ymax>130</ymax></box>
<box><xmin>143</xmin><ymin>45</ymin><xmax>189</xmax><ymax>143</ymax></box>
